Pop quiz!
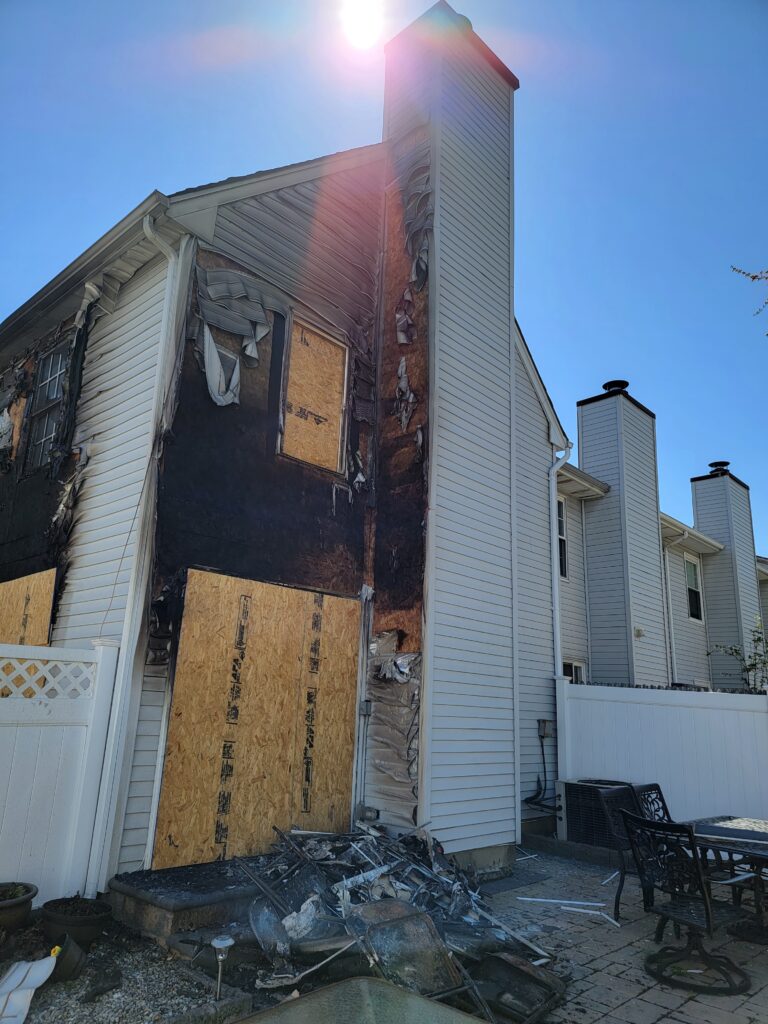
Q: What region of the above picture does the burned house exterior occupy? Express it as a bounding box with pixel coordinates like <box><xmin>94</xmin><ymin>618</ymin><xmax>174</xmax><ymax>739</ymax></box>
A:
<box><xmin>0</xmin><ymin>2</ymin><xmax>764</xmax><ymax>895</ymax></box>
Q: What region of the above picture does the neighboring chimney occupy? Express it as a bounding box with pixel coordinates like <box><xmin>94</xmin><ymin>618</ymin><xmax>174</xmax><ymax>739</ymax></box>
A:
<box><xmin>577</xmin><ymin>381</ymin><xmax>669</xmax><ymax>685</ymax></box>
<box><xmin>691</xmin><ymin>462</ymin><xmax>761</xmax><ymax>688</ymax></box>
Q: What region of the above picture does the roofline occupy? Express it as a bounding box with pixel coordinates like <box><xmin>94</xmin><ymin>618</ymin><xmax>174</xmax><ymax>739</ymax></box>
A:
<box><xmin>690</xmin><ymin>469</ymin><xmax>750</xmax><ymax>491</ymax></box>
<box><xmin>576</xmin><ymin>388</ymin><xmax>656</xmax><ymax>420</ymax></box>
<box><xmin>168</xmin><ymin>142</ymin><xmax>386</xmax><ymax>205</ymax></box>
<box><xmin>0</xmin><ymin>190</ymin><xmax>170</xmax><ymax>344</ymax></box>
<box><xmin>386</xmin><ymin>1</ymin><xmax>519</xmax><ymax>91</ymax></box>
<box><xmin>558</xmin><ymin>463</ymin><xmax>610</xmax><ymax>496</ymax></box>
<box><xmin>659</xmin><ymin>511</ymin><xmax>724</xmax><ymax>554</ymax></box>
<box><xmin>514</xmin><ymin>320</ymin><xmax>570</xmax><ymax>450</ymax></box>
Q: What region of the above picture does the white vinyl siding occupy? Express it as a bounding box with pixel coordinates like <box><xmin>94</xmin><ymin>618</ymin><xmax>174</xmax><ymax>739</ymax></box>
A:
<box><xmin>425</xmin><ymin>38</ymin><xmax>516</xmax><ymax>852</ymax></box>
<box><xmin>51</xmin><ymin>257</ymin><xmax>167</xmax><ymax>646</ymax></box>
<box><xmin>667</xmin><ymin>548</ymin><xmax>711</xmax><ymax>686</ymax></box>
<box><xmin>515</xmin><ymin>350</ymin><xmax>556</xmax><ymax>816</ymax></box>
<box><xmin>559</xmin><ymin>496</ymin><xmax>590</xmax><ymax>673</ymax></box>
<box><xmin>760</xmin><ymin>580</ymin><xmax>768</xmax><ymax>632</ymax></box>
<box><xmin>620</xmin><ymin>400</ymin><xmax>668</xmax><ymax>685</ymax></box>
<box><xmin>579</xmin><ymin>400</ymin><xmax>631</xmax><ymax>683</ymax></box>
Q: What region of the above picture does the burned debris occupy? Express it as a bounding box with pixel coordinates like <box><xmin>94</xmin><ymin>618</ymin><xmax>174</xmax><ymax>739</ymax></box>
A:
<box><xmin>118</xmin><ymin>824</ymin><xmax>565</xmax><ymax>1023</ymax></box>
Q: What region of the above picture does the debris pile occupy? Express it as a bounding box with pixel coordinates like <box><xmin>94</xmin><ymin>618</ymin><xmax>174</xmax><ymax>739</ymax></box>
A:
<box><xmin>173</xmin><ymin>824</ymin><xmax>565</xmax><ymax>1023</ymax></box>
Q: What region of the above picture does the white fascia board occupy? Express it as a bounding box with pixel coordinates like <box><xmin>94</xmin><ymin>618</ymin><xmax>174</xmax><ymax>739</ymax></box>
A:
<box><xmin>513</xmin><ymin>321</ymin><xmax>569</xmax><ymax>450</ymax></box>
<box><xmin>659</xmin><ymin>511</ymin><xmax>725</xmax><ymax>555</ymax></box>
<box><xmin>0</xmin><ymin>191</ymin><xmax>170</xmax><ymax>345</ymax></box>
<box><xmin>168</xmin><ymin>143</ymin><xmax>386</xmax><ymax>220</ymax></box>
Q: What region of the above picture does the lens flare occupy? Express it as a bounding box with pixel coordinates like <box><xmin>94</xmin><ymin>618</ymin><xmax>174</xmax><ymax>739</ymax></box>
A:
<box><xmin>340</xmin><ymin>0</ymin><xmax>384</xmax><ymax>50</ymax></box>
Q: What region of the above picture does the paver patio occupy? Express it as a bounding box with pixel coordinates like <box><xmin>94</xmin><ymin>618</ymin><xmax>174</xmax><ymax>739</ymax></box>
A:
<box><xmin>490</xmin><ymin>850</ymin><xmax>768</xmax><ymax>1024</ymax></box>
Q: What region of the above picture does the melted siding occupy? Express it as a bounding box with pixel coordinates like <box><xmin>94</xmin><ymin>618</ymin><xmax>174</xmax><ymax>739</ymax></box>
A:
<box><xmin>52</xmin><ymin>257</ymin><xmax>167</xmax><ymax>646</ymax></box>
<box><xmin>426</xmin><ymin>38</ymin><xmax>516</xmax><ymax>852</ymax></box>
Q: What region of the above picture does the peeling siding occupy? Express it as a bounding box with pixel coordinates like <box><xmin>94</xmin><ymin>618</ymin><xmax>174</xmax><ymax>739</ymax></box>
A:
<box><xmin>514</xmin><ymin>350</ymin><xmax>556</xmax><ymax>815</ymax></box>
<box><xmin>51</xmin><ymin>257</ymin><xmax>167</xmax><ymax>646</ymax></box>
<box><xmin>559</xmin><ymin>497</ymin><xmax>589</xmax><ymax>672</ymax></box>
<box><xmin>667</xmin><ymin>548</ymin><xmax>711</xmax><ymax>685</ymax></box>
<box><xmin>425</xmin><ymin>36</ymin><xmax>516</xmax><ymax>853</ymax></box>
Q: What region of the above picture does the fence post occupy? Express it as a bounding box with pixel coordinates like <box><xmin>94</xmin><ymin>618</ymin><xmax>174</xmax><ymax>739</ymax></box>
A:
<box><xmin>82</xmin><ymin>640</ymin><xmax>120</xmax><ymax>897</ymax></box>
<box><xmin>555</xmin><ymin>675</ymin><xmax>570</xmax><ymax>782</ymax></box>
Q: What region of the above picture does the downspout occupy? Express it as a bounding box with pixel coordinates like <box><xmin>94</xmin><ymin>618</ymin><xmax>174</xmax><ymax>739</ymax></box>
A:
<box><xmin>550</xmin><ymin>444</ymin><xmax>573</xmax><ymax>680</ymax></box>
<box><xmin>663</xmin><ymin>530</ymin><xmax>689</xmax><ymax>687</ymax></box>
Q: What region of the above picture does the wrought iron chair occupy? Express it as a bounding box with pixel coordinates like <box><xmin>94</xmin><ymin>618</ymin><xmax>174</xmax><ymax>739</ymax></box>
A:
<box><xmin>634</xmin><ymin>782</ymin><xmax>672</xmax><ymax>822</ymax></box>
<box><xmin>621</xmin><ymin>811</ymin><xmax>751</xmax><ymax>995</ymax></box>
<box><xmin>597</xmin><ymin>785</ymin><xmax>641</xmax><ymax>921</ymax></box>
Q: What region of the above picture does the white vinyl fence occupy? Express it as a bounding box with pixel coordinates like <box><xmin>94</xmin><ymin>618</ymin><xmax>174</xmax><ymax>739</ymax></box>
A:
<box><xmin>557</xmin><ymin>679</ymin><xmax>768</xmax><ymax>823</ymax></box>
<box><xmin>0</xmin><ymin>641</ymin><xmax>118</xmax><ymax>904</ymax></box>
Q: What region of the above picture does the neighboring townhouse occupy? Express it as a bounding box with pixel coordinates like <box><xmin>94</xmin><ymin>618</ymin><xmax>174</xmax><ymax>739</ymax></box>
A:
<box><xmin>555</xmin><ymin>380</ymin><xmax>764</xmax><ymax>693</ymax></box>
<box><xmin>0</xmin><ymin>1</ymin><xmax>763</xmax><ymax>898</ymax></box>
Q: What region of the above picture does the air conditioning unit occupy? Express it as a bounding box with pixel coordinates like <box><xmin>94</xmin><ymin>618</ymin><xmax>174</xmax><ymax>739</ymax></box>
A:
<box><xmin>556</xmin><ymin>778</ymin><xmax>631</xmax><ymax>845</ymax></box>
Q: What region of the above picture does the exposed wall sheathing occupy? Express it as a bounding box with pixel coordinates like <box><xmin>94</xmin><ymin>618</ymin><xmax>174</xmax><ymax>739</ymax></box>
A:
<box><xmin>0</xmin><ymin>568</ymin><xmax>55</xmax><ymax>646</ymax></box>
<box><xmin>152</xmin><ymin>569</ymin><xmax>360</xmax><ymax>868</ymax></box>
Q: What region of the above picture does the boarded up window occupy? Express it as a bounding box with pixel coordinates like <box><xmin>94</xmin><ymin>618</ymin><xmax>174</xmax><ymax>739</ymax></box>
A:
<box><xmin>282</xmin><ymin>321</ymin><xmax>346</xmax><ymax>472</ymax></box>
<box><xmin>0</xmin><ymin>569</ymin><xmax>55</xmax><ymax>647</ymax></box>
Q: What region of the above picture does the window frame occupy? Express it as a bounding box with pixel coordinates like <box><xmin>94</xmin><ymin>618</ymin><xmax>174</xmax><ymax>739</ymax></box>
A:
<box><xmin>278</xmin><ymin>316</ymin><xmax>349</xmax><ymax>477</ymax></box>
<box><xmin>557</xmin><ymin>495</ymin><xmax>568</xmax><ymax>580</ymax></box>
<box><xmin>25</xmin><ymin>341</ymin><xmax>69</xmax><ymax>473</ymax></box>
<box><xmin>684</xmin><ymin>552</ymin><xmax>704</xmax><ymax>624</ymax></box>
<box><xmin>562</xmin><ymin>661</ymin><xmax>586</xmax><ymax>683</ymax></box>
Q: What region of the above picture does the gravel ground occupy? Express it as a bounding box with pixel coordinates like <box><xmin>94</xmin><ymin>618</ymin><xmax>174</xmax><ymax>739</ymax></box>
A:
<box><xmin>1</xmin><ymin>923</ymin><xmax>246</xmax><ymax>1024</ymax></box>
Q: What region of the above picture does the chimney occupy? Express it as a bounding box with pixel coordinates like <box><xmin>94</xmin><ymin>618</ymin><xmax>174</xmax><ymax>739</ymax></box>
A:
<box><xmin>383</xmin><ymin>3</ymin><xmax>521</xmax><ymax>849</ymax></box>
<box><xmin>691</xmin><ymin>462</ymin><xmax>761</xmax><ymax>688</ymax></box>
<box><xmin>577</xmin><ymin>381</ymin><xmax>669</xmax><ymax>685</ymax></box>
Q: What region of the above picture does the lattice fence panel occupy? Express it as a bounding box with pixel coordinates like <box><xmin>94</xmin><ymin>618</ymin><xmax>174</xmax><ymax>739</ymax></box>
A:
<box><xmin>0</xmin><ymin>656</ymin><xmax>95</xmax><ymax>700</ymax></box>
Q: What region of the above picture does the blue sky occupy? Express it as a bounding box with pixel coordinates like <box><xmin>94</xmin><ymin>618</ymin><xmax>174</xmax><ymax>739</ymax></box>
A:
<box><xmin>1</xmin><ymin>0</ymin><xmax>766</xmax><ymax>546</ymax></box>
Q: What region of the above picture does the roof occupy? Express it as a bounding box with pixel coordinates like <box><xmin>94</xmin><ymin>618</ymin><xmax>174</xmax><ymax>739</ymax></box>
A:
<box><xmin>757</xmin><ymin>556</ymin><xmax>768</xmax><ymax>583</ymax></box>
<box><xmin>659</xmin><ymin>512</ymin><xmax>724</xmax><ymax>556</ymax></box>
<box><xmin>514</xmin><ymin>321</ymin><xmax>570</xmax><ymax>451</ymax></box>
<box><xmin>557</xmin><ymin>463</ymin><xmax>610</xmax><ymax>500</ymax></box>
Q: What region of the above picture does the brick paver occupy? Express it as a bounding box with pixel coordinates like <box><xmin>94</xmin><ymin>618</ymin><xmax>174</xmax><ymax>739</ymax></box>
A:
<box><xmin>489</xmin><ymin>851</ymin><xmax>768</xmax><ymax>1023</ymax></box>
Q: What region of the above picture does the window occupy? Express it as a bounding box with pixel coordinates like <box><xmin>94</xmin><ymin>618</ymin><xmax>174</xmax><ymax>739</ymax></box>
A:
<box><xmin>27</xmin><ymin>344</ymin><xmax>68</xmax><ymax>471</ymax></box>
<box><xmin>685</xmin><ymin>554</ymin><xmax>703</xmax><ymax>621</ymax></box>
<box><xmin>281</xmin><ymin>320</ymin><xmax>347</xmax><ymax>473</ymax></box>
<box><xmin>563</xmin><ymin>661</ymin><xmax>585</xmax><ymax>683</ymax></box>
<box><xmin>557</xmin><ymin>497</ymin><xmax>568</xmax><ymax>578</ymax></box>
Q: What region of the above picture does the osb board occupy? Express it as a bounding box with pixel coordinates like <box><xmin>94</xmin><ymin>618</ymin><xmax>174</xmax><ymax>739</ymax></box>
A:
<box><xmin>0</xmin><ymin>569</ymin><xmax>55</xmax><ymax>646</ymax></box>
<box><xmin>282</xmin><ymin>320</ymin><xmax>346</xmax><ymax>472</ymax></box>
<box><xmin>152</xmin><ymin>569</ymin><xmax>361</xmax><ymax>868</ymax></box>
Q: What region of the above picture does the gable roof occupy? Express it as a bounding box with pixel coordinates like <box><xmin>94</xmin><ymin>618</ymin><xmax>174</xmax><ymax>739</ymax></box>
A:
<box><xmin>514</xmin><ymin>320</ymin><xmax>570</xmax><ymax>450</ymax></box>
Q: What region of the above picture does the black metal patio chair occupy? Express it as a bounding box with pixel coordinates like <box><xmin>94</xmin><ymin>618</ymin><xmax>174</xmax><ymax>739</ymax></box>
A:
<box><xmin>634</xmin><ymin>782</ymin><xmax>672</xmax><ymax>822</ymax></box>
<box><xmin>621</xmin><ymin>810</ymin><xmax>752</xmax><ymax>995</ymax></box>
<box><xmin>597</xmin><ymin>785</ymin><xmax>641</xmax><ymax>921</ymax></box>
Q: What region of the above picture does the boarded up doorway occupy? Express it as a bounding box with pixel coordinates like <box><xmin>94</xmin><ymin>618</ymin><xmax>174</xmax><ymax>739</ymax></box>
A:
<box><xmin>152</xmin><ymin>569</ymin><xmax>361</xmax><ymax>868</ymax></box>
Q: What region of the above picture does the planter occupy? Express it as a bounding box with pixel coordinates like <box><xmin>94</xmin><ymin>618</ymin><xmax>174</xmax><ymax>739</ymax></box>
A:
<box><xmin>41</xmin><ymin>896</ymin><xmax>112</xmax><ymax>947</ymax></box>
<box><xmin>51</xmin><ymin>934</ymin><xmax>87</xmax><ymax>982</ymax></box>
<box><xmin>0</xmin><ymin>882</ymin><xmax>38</xmax><ymax>933</ymax></box>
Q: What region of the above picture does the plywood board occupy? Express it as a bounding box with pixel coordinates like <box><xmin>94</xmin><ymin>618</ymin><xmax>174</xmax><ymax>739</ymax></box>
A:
<box><xmin>0</xmin><ymin>569</ymin><xmax>55</xmax><ymax>646</ymax></box>
<box><xmin>282</xmin><ymin>321</ymin><xmax>346</xmax><ymax>472</ymax></box>
<box><xmin>153</xmin><ymin>570</ymin><xmax>361</xmax><ymax>868</ymax></box>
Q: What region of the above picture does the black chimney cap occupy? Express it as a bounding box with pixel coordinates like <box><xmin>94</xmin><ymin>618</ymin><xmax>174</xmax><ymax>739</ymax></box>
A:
<box><xmin>709</xmin><ymin>461</ymin><xmax>731</xmax><ymax>473</ymax></box>
<box><xmin>602</xmin><ymin>379</ymin><xmax>629</xmax><ymax>393</ymax></box>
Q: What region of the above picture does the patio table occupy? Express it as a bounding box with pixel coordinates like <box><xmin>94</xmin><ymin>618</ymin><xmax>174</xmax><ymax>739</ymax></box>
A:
<box><xmin>692</xmin><ymin>816</ymin><xmax>768</xmax><ymax>943</ymax></box>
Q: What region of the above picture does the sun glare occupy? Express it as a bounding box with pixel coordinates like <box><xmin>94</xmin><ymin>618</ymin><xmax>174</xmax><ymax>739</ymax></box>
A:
<box><xmin>340</xmin><ymin>0</ymin><xmax>384</xmax><ymax>50</ymax></box>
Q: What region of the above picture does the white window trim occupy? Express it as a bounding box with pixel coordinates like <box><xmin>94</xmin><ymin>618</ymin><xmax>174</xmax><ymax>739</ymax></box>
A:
<box><xmin>557</xmin><ymin>495</ymin><xmax>568</xmax><ymax>580</ymax></box>
<box><xmin>563</xmin><ymin>660</ymin><xmax>586</xmax><ymax>683</ymax></box>
<box><xmin>684</xmin><ymin>552</ymin><xmax>705</xmax><ymax>624</ymax></box>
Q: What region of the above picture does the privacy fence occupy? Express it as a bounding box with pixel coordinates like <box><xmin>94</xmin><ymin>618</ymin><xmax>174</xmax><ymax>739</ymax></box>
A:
<box><xmin>557</xmin><ymin>678</ymin><xmax>768</xmax><ymax>823</ymax></box>
<box><xmin>0</xmin><ymin>641</ymin><xmax>119</xmax><ymax>904</ymax></box>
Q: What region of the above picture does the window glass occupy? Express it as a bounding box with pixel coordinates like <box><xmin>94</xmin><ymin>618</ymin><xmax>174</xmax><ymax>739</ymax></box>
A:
<box><xmin>557</xmin><ymin>498</ymin><xmax>568</xmax><ymax>578</ymax></box>
<box><xmin>686</xmin><ymin>557</ymin><xmax>703</xmax><ymax>621</ymax></box>
<box><xmin>27</xmin><ymin>343</ymin><xmax>68</xmax><ymax>471</ymax></box>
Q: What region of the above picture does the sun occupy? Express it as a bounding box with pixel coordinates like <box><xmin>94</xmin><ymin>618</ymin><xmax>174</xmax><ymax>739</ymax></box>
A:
<box><xmin>340</xmin><ymin>0</ymin><xmax>384</xmax><ymax>50</ymax></box>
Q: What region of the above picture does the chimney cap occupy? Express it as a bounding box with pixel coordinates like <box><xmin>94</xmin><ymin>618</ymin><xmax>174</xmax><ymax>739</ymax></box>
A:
<box><xmin>709</xmin><ymin>460</ymin><xmax>731</xmax><ymax>475</ymax></box>
<box><xmin>602</xmin><ymin>379</ymin><xmax>629</xmax><ymax>393</ymax></box>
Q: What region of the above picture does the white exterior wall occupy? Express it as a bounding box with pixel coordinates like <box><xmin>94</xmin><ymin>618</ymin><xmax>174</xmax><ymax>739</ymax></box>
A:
<box><xmin>422</xmin><ymin>32</ymin><xmax>517</xmax><ymax>852</ymax></box>
<box><xmin>666</xmin><ymin>547</ymin><xmax>711</xmax><ymax>686</ymax></box>
<box><xmin>578</xmin><ymin>400</ymin><xmax>631</xmax><ymax>682</ymax></box>
<box><xmin>515</xmin><ymin>351</ymin><xmax>557</xmax><ymax>814</ymax></box>
<box><xmin>692</xmin><ymin>474</ymin><xmax>761</xmax><ymax>687</ymax></box>
<box><xmin>559</xmin><ymin>496</ymin><xmax>590</xmax><ymax>673</ymax></box>
<box><xmin>51</xmin><ymin>256</ymin><xmax>167</xmax><ymax>647</ymax></box>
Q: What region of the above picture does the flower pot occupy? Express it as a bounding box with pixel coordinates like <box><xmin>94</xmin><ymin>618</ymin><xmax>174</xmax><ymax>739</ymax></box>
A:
<box><xmin>51</xmin><ymin>934</ymin><xmax>87</xmax><ymax>982</ymax></box>
<box><xmin>41</xmin><ymin>896</ymin><xmax>112</xmax><ymax>947</ymax></box>
<box><xmin>0</xmin><ymin>882</ymin><xmax>38</xmax><ymax>933</ymax></box>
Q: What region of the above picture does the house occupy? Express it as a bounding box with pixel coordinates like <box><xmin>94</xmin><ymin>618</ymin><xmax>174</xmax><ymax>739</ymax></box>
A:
<box><xmin>0</xmin><ymin>2</ymin><xmax>763</xmax><ymax>903</ymax></box>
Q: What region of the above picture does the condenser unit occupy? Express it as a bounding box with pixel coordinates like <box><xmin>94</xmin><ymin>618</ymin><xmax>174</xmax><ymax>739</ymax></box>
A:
<box><xmin>555</xmin><ymin>778</ymin><xmax>631</xmax><ymax>845</ymax></box>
